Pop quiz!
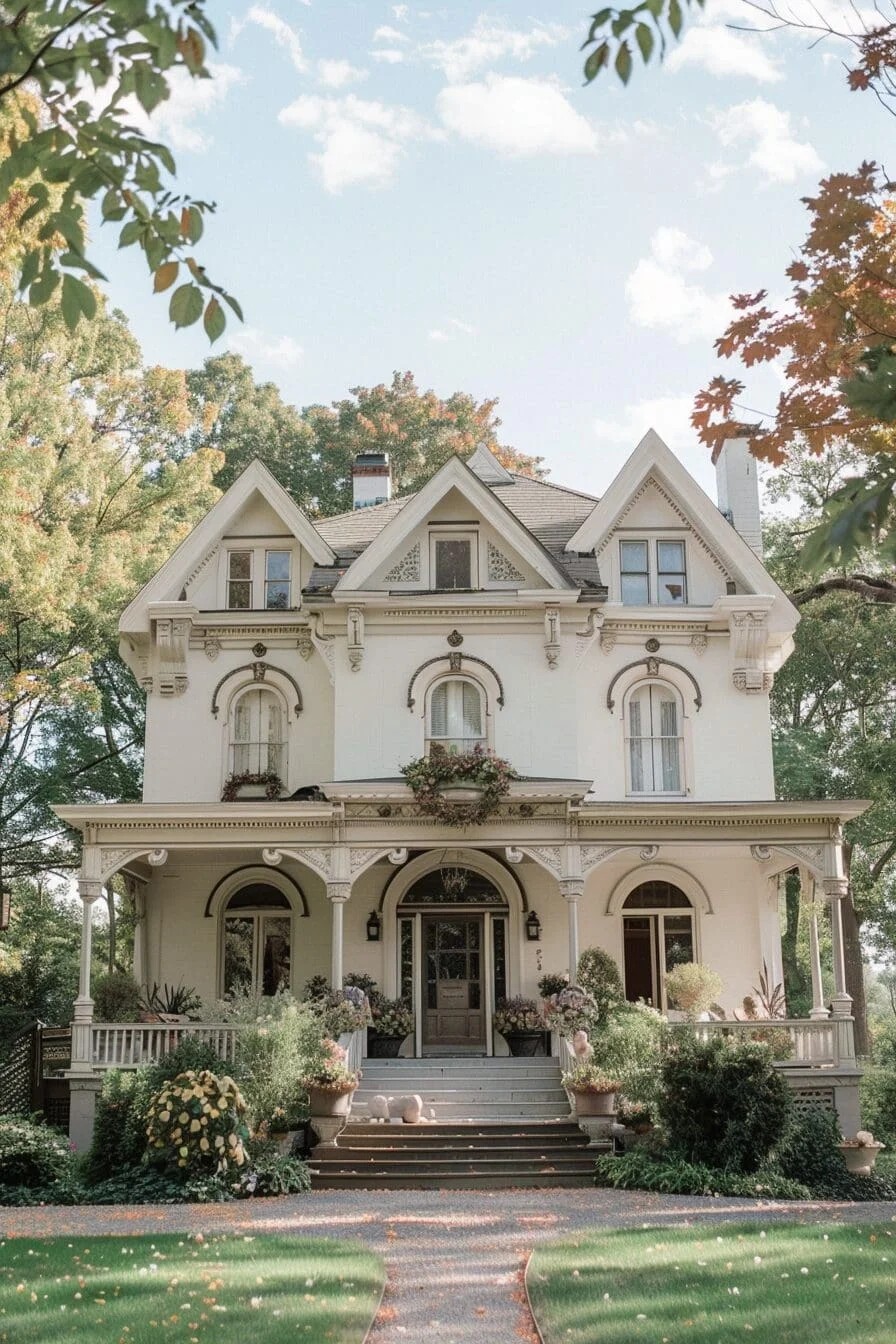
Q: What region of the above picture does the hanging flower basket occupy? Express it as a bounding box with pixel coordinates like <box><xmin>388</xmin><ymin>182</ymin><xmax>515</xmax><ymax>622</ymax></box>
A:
<box><xmin>221</xmin><ymin>771</ymin><xmax>283</xmax><ymax>801</ymax></box>
<box><xmin>400</xmin><ymin>746</ymin><xmax>517</xmax><ymax>827</ymax></box>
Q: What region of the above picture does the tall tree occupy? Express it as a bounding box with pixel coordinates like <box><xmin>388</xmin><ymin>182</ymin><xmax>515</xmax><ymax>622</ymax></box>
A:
<box><xmin>186</xmin><ymin>362</ymin><xmax>545</xmax><ymax>516</ymax></box>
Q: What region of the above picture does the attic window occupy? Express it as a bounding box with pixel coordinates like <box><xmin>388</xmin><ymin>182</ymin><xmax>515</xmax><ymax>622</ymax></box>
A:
<box><xmin>228</xmin><ymin>551</ymin><xmax>252</xmax><ymax>609</ymax></box>
<box><xmin>433</xmin><ymin>536</ymin><xmax>473</xmax><ymax>590</ymax></box>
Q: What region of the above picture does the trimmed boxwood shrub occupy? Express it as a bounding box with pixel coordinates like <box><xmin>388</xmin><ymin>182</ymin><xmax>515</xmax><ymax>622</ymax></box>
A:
<box><xmin>658</xmin><ymin>1035</ymin><xmax>791</xmax><ymax>1173</ymax></box>
<box><xmin>0</xmin><ymin>1114</ymin><xmax>73</xmax><ymax>1188</ymax></box>
<box><xmin>774</xmin><ymin>1105</ymin><xmax>896</xmax><ymax>1200</ymax></box>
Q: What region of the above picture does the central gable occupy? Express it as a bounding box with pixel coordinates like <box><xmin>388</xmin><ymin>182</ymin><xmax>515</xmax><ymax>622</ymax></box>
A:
<box><xmin>334</xmin><ymin>456</ymin><xmax>576</xmax><ymax>595</ymax></box>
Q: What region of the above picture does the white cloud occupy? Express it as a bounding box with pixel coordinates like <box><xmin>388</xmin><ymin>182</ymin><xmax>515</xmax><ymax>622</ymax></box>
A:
<box><xmin>317</xmin><ymin>59</ymin><xmax>367</xmax><ymax>88</ymax></box>
<box><xmin>374</xmin><ymin>25</ymin><xmax>409</xmax><ymax>43</ymax></box>
<box><xmin>429</xmin><ymin>318</ymin><xmax>476</xmax><ymax>341</ymax></box>
<box><xmin>228</xmin><ymin>327</ymin><xmax>304</xmax><ymax>369</ymax></box>
<box><xmin>371</xmin><ymin>48</ymin><xmax>405</xmax><ymax>64</ymax></box>
<box><xmin>592</xmin><ymin>397</ymin><xmax>717</xmax><ymax>495</ymax></box>
<box><xmin>667</xmin><ymin>27</ymin><xmax>782</xmax><ymax>83</ymax></box>
<box><xmin>279</xmin><ymin>93</ymin><xmax>441</xmax><ymax>191</ymax></box>
<box><xmin>230</xmin><ymin>6</ymin><xmax>307</xmax><ymax>72</ymax></box>
<box><xmin>625</xmin><ymin>228</ymin><xmax>733</xmax><ymax>342</ymax></box>
<box><xmin>392</xmin><ymin>3</ymin><xmax>409</xmax><ymax>18</ymax></box>
<box><xmin>93</xmin><ymin>63</ymin><xmax>245</xmax><ymax>153</ymax></box>
<box><xmin>711</xmin><ymin>99</ymin><xmax>824</xmax><ymax>183</ymax></box>
<box><xmin>423</xmin><ymin>17</ymin><xmax>568</xmax><ymax>82</ymax></box>
<box><xmin>437</xmin><ymin>75</ymin><xmax>597</xmax><ymax>157</ymax></box>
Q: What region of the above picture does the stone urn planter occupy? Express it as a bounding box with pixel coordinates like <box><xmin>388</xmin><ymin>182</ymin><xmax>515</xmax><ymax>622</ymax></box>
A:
<box><xmin>568</xmin><ymin>1087</ymin><xmax>618</xmax><ymax>1118</ymax></box>
<box><xmin>306</xmin><ymin>1084</ymin><xmax>356</xmax><ymax>1118</ymax></box>
<box><xmin>502</xmin><ymin>1030</ymin><xmax>544</xmax><ymax>1057</ymax></box>
<box><xmin>366</xmin><ymin>1033</ymin><xmax>408</xmax><ymax>1059</ymax></box>
<box><xmin>838</xmin><ymin>1137</ymin><xmax>885</xmax><ymax>1176</ymax></box>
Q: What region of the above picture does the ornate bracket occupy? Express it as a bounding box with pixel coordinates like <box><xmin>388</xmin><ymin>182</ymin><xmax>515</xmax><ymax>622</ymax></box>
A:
<box><xmin>407</xmin><ymin>654</ymin><xmax>505</xmax><ymax>710</ymax></box>
<box><xmin>263</xmin><ymin>846</ymin><xmax>333</xmax><ymax>880</ymax></box>
<box><xmin>730</xmin><ymin>610</ymin><xmax>773</xmax><ymax>694</ymax></box>
<box><xmin>544</xmin><ymin>605</ymin><xmax>560</xmax><ymax>670</ymax></box>
<box><xmin>606</xmin><ymin>658</ymin><xmax>702</xmax><ymax>712</ymax></box>
<box><xmin>574</xmin><ymin>609</ymin><xmax>604</xmax><ymax>662</ymax></box>
<box><xmin>347</xmin><ymin>606</ymin><xmax>364</xmax><ymax>672</ymax></box>
<box><xmin>210</xmin><ymin>663</ymin><xmax>303</xmax><ymax>718</ymax></box>
<box><xmin>309</xmin><ymin>612</ymin><xmax>335</xmax><ymax>685</ymax></box>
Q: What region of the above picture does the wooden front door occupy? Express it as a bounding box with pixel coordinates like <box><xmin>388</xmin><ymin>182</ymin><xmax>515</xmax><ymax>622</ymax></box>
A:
<box><xmin>422</xmin><ymin>915</ymin><xmax>485</xmax><ymax>1049</ymax></box>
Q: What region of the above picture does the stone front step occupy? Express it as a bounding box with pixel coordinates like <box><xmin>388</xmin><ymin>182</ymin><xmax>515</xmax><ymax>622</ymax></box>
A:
<box><xmin>309</xmin><ymin>1119</ymin><xmax>594</xmax><ymax>1190</ymax></box>
<box><xmin>353</xmin><ymin>1055</ymin><xmax>570</xmax><ymax>1122</ymax></box>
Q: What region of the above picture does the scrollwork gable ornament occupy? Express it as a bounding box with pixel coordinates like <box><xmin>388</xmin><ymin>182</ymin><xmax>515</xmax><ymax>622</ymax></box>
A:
<box><xmin>384</xmin><ymin>541</ymin><xmax>421</xmax><ymax>584</ymax></box>
<box><xmin>487</xmin><ymin>540</ymin><xmax>525</xmax><ymax>583</ymax></box>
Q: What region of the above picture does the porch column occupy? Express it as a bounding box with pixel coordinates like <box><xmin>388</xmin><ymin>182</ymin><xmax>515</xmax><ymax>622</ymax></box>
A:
<box><xmin>823</xmin><ymin>876</ymin><xmax>853</xmax><ymax>1018</ymax></box>
<box><xmin>327</xmin><ymin>882</ymin><xmax>351</xmax><ymax>989</ymax></box>
<box><xmin>560</xmin><ymin>878</ymin><xmax>583</xmax><ymax>982</ymax></box>
<box><xmin>70</xmin><ymin>878</ymin><xmax>103</xmax><ymax>1074</ymax></box>
<box><xmin>806</xmin><ymin>877</ymin><xmax>828</xmax><ymax>1020</ymax></box>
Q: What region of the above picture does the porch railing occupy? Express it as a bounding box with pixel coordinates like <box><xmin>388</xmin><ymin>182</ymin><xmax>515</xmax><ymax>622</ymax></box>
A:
<box><xmin>339</xmin><ymin>1028</ymin><xmax>365</xmax><ymax>1076</ymax></box>
<box><xmin>91</xmin><ymin>1022</ymin><xmax>370</xmax><ymax>1074</ymax></box>
<box><xmin>670</xmin><ymin>1017</ymin><xmax>855</xmax><ymax>1069</ymax></box>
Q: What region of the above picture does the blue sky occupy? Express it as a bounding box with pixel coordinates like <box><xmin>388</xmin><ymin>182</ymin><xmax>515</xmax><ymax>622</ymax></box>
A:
<box><xmin>89</xmin><ymin>1</ymin><xmax>879</xmax><ymax>500</ymax></box>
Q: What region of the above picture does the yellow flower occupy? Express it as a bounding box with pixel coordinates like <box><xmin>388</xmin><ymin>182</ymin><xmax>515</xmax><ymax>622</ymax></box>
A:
<box><xmin>190</xmin><ymin>1120</ymin><xmax>201</xmax><ymax>1133</ymax></box>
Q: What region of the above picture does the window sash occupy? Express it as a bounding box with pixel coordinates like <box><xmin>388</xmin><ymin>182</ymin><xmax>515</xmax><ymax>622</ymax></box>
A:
<box><xmin>434</xmin><ymin>539</ymin><xmax>472</xmax><ymax>590</ymax></box>
<box><xmin>627</xmin><ymin>686</ymin><xmax>683</xmax><ymax>793</ymax></box>
<box><xmin>227</xmin><ymin>551</ymin><xmax>252</xmax><ymax>609</ymax></box>
<box><xmin>429</xmin><ymin>679</ymin><xmax>485</xmax><ymax>752</ymax></box>
<box><xmin>265</xmin><ymin>550</ymin><xmax>291</xmax><ymax>610</ymax></box>
<box><xmin>231</xmin><ymin>689</ymin><xmax>285</xmax><ymax>776</ymax></box>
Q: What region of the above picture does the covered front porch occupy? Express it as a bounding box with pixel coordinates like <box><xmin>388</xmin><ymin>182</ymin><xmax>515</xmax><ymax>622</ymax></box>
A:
<box><xmin>57</xmin><ymin>790</ymin><xmax>867</xmax><ymax>1146</ymax></box>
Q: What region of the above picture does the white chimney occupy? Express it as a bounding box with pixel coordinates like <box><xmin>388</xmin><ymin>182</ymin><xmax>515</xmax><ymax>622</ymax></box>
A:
<box><xmin>714</xmin><ymin>433</ymin><xmax>763</xmax><ymax>558</ymax></box>
<box><xmin>351</xmin><ymin>453</ymin><xmax>392</xmax><ymax>510</ymax></box>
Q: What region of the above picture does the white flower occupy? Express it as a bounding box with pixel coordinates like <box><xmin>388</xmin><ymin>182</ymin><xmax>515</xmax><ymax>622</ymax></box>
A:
<box><xmin>250</xmin><ymin>1296</ymin><xmax>263</xmax><ymax>1308</ymax></box>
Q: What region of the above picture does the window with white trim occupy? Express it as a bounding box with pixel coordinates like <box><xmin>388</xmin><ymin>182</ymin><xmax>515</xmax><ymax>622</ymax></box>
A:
<box><xmin>619</xmin><ymin>539</ymin><xmax>687</xmax><ymax>605</ymax></box>
<box><xmin>225</xmin><ymin>546</ymin><xmax>293</xmax><ymax>609</ymax></box>
<box><xmin>430</xmin><ymin>531</ymin><xmax>477</xmax><ymax>590</ymax></box>
<box><xmin>622</xmin><ymin>881</ymin><xmax>695</xmax><ymax>1011</ymax></box>
<box><xmin>222</xmin><ymin>883</ymin><xmax>292</xmax><ymax>997</ymax></box>
<box><xmin>427</xmin><ymin>678</ymin><xmax>486</xmax><ymax>754</ymax></box>
<box><xmin>230</xmin><ymin>687</ymin><xmax>286</xmax><ymax>778</ymax></box>
<box><xmin>626</xmin><ymin>683</ymin><xmax>684</xmax><ymax>794</ymax></box>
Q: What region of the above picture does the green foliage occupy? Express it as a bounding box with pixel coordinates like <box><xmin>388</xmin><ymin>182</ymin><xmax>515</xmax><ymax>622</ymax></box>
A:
<box><xmin>145</xmin><ymin>1069</ymin><xmax>250</xmax><ymax>1176</ymax></box>
<box><xmin>664</xmin><ymin>962</ymin><xmax>724</xmax><ymax>1020</ymax></box>
<box><xmin>576</xmin><ymin>946</ymin><xmax>626</xmax><ymax>1023</ymax></box>
<box><xmin>92</xmin><ymin>970</ymin><xmax>142</xmax><ymax>1022</ymax></box>
<box><xmin>561</xmin><ymin>1062</ymin><xmax>620</xmax><ymax>1092</ymax></box>
<box><xmin>774</xmin><ymin>1105</ymin><xmax>896</xmax><ymax>1200</ymax></box>
<box><xmin>0</xmin><ymin>4</ymin><xmax>240</xmax><ymax>337</ymax></box>
<box><xmin>241</xmin><ymin>1150</ymin><xmax>311</xmax><ymax>1197</ymax></box>
<box><xmin>658</xmin><ymin>1035</ymin><xmax>791</xmax><ymax>1173</ymax></box>
<box><xmin>537</xmin><ymin>972</ymin><xmax>568</xmax><ymax>998</ymax></box>
<box><xmin>543</xmin><ymin>986</ymin><xmax>598</xmax><ymax>1037</ymax></box>
<box><xmin>0</xmin><ymin>880</ymin><xmax>81</xmax><ymax>1050</ymax></box>
<box><xmin>582</xmin><ymin>2</ymin><xmax>705</xmax><ymax>85</ymax></box>
<box><xmin>594</xmin><ymin>1146</ymin><xmax>812</xmax><ymax>1199</ymax></box>
<box><xmin>0</xmin><ymin>1114</ymin><xmax>73</xmax><ymax>1188</ymax></box>
<box><xmin>401</xmin><ymin>746</ymin><xmax>518</xmax><ymax>827</ymax></box>
<box><xmin>592</xmin><ymin>1001</ymin><xmax>670</xmax><ymax>1109</ymax></box>
<box><xmin>142</xmin><ymin>982</ymin><xmax>203</xmax><ymax>1017</ymax></box>
<box><xmin>369</xmin><ymin>997</ymin><xmax>414</xmax><ymax>1037</ymax></box>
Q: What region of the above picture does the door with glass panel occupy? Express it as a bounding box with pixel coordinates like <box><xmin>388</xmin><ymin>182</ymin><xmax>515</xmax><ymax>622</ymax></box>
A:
<box><xmin>221</xmin><ymin>884</ymin><xmax>292</xmax><ymax>997</ymax></box>
<box><xmin>621</xmin><ymin>881</ymin><xmax>695</xmax><ymax>1011</ymax></box>
<box><xmin>422</xmin><ymin>916</ymin><xmax>485</xmax><ymax>1048</ymax></box>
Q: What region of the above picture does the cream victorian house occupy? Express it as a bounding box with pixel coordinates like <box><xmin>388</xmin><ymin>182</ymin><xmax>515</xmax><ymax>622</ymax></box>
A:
<box><xmin>58</xmin><ymin>431</ymin><xmax>866</xmax><ymax>1147</ymax></box>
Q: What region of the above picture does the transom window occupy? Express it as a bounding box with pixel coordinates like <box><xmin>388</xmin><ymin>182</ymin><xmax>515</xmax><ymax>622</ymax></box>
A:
<box><xmin>231</xmin><ymin>687</ymin><xmax>286</xmax><ymax>777</ymax></box>
<box><xmin>226</xmin><ymin>547</ymin><xmax>293</xmax><ymax>610</ymax></box>
<box><xmin>222</xmin><ymin>884</ymin><xmax>291</xmax><ymax>997</ymax></box>
<box><xmin>428</xmin><ymin>678</ymin><xmax>485</xmax><ymax>755</ymax></box>
<box><xmin>619</xmin><ymin>539</ymin><xmax>687</xmax><ymax>605</ymax></box>
<box><xmin>622</xmin><ymin>882</ymin><xmax>694</xmax><ymax>1011</ymax></box>
<box><xmin>626</xmin><ymin>683</ymin><xmax>684</xmax><ymax>794</ymax></box>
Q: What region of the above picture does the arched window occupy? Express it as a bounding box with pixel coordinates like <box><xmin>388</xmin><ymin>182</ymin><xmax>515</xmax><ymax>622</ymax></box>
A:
<box><xmin>222</xmin><ymin>883</ymin><xmax>292</xmax><ymax>997</ymax></box>
<box><xmin>625</xmin><ymin>682</ymin><xmax>684</xmax><ymax>794</ymax></box>
<box><xmin>230</xmin><ymin>687</ymin><xmax>286</xmax><ymax>778</ymax></box>
<box><xmin>622</xmin><ymin>881</ymin><xmax>694</xmax><ymax>1011</ymax></box>
<box><xmin>427</xmin><ymin>678</ymin><xmax>486</xmax><ymax>754</ymax></box>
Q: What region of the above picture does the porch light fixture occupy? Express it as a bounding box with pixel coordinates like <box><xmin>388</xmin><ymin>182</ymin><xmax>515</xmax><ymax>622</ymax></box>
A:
<box><xmin>525</xmin><ymin>910</ymin><xmax>542</xmax><ymax>942</ymax></box>
<box><xmin>366</xmin><ymin>910</ymin><xmax>382</xmax><ymax>942</ymax></box>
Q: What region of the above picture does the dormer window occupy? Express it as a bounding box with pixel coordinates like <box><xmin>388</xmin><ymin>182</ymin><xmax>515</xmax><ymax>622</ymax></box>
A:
<box><xmin>433</xmin><ymin>535</ymin><xmax>474</xmax><ymax>590</ymax></box>
<box><xmin>225</xmin><ymin>547</ymin><xmax>293</xmax><ymax>610</ymax></box>
<box><xmin>620</xmin><ymin>540</ymin><xmax>687</xmax><ymax>605</ymax></box>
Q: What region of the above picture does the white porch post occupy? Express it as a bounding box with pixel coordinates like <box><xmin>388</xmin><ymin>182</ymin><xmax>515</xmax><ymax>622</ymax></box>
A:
<box><xmin>560</xmin><ymin>878</ymin><xmax>583</xmax><ymax>982</ymax></box>
<box><xmin>327</xmin><ymin>882</ymin><xmax>351</xmax><ymax>988</ymax></box>
<box><xmin>806</xmin><ymin>875</ymin><xmax>829</xmax><ymax>1020</ymax></box>
<box><xmin>824</xmin><ymin>875</ymin><xmax>853</xmax><ymax>1018</ymax></box>
<box><xmin>70</xmin><ymin>878</ymin><xmax>103</xmax><ymax>1074</ymax></box>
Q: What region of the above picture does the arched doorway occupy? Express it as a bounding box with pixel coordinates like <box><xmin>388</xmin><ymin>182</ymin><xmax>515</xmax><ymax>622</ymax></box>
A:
<box><xmin>398</xmin><ymin>869</ymin><xmax>508</xmax><ymax>1053</ymax></box>
<box><xmin>621</xmin><ymin>880</ymin><xmax>695</xmax><ymax>1011</ymax></box>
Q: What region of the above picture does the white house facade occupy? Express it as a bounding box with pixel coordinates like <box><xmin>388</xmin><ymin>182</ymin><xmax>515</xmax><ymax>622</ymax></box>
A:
<box><xmin>57</xmin><ymin>431</ymin><xmax>867</xmax><ymax>1146</ymax></box>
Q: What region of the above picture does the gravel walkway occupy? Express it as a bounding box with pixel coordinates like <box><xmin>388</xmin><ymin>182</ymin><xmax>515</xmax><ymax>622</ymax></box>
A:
<box><xmin>3</xmin><ymin>1188</ymin><xmax>896</xmax><ymax>1343</ymax></box>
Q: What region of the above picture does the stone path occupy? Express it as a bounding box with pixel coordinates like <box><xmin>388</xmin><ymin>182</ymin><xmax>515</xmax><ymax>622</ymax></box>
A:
<box><xmin>3</xmin><ymin>1189</ymin><xmax>896</xmax><ymax>1343</ymax></box>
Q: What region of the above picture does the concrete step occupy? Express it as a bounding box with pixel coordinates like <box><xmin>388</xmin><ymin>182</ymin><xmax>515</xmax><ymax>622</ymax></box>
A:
<box><xmin>310</xmin><ymin>1171</ymin><xmax>595</xmax><ymax>1189</ymax></box>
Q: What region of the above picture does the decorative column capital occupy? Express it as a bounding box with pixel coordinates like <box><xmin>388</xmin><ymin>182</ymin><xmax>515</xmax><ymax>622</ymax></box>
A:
<box><xmin>326</xmin><ymin>881</ymin><xmax>351</xmax><ymax>904</ymax></box>
<box><xmin>822</xmin><ymin>877</ymin><xmax>849</xmax><ymax>901</ymax></box>
<box><xmin>559</xmin><ymin>877</ymin><xmax>584</xmax><ymax>902</ymax></box>
<box><xmin>78</xmin><ymin>879</ymin><xmax>104</xmax><ymax>904</ymax></box>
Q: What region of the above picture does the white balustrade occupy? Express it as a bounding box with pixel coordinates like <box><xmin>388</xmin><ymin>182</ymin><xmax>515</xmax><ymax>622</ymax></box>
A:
<box><xmin>338</xmin><ymin>1028</ymin><xmax>365</xmax><ymax>1076</ymax></box>
<box><xmin>91</xmin><ymin>1023</ymin><xmax>240</xmax><ymax>1070</ymax></box>
<box><xmin>672</xmin><ymin>1017</ymin><xmax>842</xmax><ymax>1068</ymax></box>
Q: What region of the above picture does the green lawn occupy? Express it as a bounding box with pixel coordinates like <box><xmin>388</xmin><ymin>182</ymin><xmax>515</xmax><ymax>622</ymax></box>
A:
<box><xmin>0</xmin><ymin>1234</ymin><xmax>384</xmax><ymax>1344</ymax></box>
<box><xmin>527</xmin><ymin>1223</ymin><xmax>896</xmax><ymax>1344</ymax></box>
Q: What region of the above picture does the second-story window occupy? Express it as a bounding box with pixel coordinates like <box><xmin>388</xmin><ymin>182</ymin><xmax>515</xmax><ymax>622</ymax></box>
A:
<box><xmin>227</xmin><ymin>551</ymin><xmax>252</xmax><ymax>608</ymax></box>
<box><xmin>620</xmin><ymin>541</ymin><xmax>649</xmax><ymax>604</ymax></box>
<box><xmin>428</xmin><ymin>678</ymin><xmax>485</xmax><ymax>754</ymax></box>
<box><xmin>626</xmin><ymin>683</ymin><xmax>684</xmax><ymax>794</ymax></box>
<box><xmin>232</xmin><ymin>687</ymin><xmax>286</xmax><ymax>778</ymax></box>
<box><xmin>226</xmin><ymin>548</ymin><xmax>293</xmax><ymax>609</ymax></box>
<box><xmin>619</xmin><ymin>540</ymin><xmax>687</xmax><ymax>605</ymax></box>
<box><xmin>657</xmin><ymin>541</ymin><xmax>687</xmax><ymax>605</ymax></box>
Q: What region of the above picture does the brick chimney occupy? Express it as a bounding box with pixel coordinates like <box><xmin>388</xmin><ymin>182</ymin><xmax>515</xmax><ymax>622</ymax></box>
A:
<box><xmin>713</xmin><ymin>428</ymin><xmax>763</xmax><ymax>558</ymax></box>
<box><xmin>351</xmin><ymin>452</ymin><xmax>392</xmax><ymax>510</ymax></box>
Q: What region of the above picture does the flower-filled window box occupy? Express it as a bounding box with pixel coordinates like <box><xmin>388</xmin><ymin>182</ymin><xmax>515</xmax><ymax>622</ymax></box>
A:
<box><xmin>221</xmin><ymin>771</ymin><xmax>283</xmax><ymax>801</ymax></box>
<box><xmin>400</xmin><ymin>745</ymin><xmax>517</xmax><ymax>827</ymax></box>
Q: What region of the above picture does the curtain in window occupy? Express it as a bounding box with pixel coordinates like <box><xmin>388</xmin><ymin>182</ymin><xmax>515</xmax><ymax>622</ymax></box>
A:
<box><xmin>628</xmin><ymin>695</ymin><xmax>645</xmax><ymax>792</ymax></box>
<box><xmin>265</xmin><ymin>699</ymin><xmax>283</xmax><ymax>775</ymax></box>
<box><xmin>429</xmin><ymin>679</ymin><xmax>484</xmax><ymax>750</ymax></box>
<box><xmin>461</xmin><ymin>681</ymin><xmax>482</xmax><ymax>738</ymax></box>
<box><xmin>659</xmin><ymin>697</ymin><xmax>681</xmax><ymax>792</ymax></box>
<box><xmin>430</xmin><ymin>683</ymin><xmax>449</xmax><ymax>738</ymax></box>
<box><xmin>231</xmin><ymin>688</ymin><xmax>286</xmax><ymax>777</ymax></box>
<box><xmin>233</xmin><ymin>697</ymin><xmax>252</xmax><ymax>774</ymax></box>
<box><xmin>627</xmin><ymin>685</ymin><xmax>682</xmax><ymax>793</ymax></box>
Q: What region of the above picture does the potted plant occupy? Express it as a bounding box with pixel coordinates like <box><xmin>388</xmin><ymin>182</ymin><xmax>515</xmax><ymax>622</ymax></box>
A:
<box><xmin>400</xmin><ymin>745</ymin><xmax>518</xmax><ymax>827</ymax></box>
<box><xmin>537</xmin><ymin>972</ymin><xmax>568</xmax><ymax>1009</ymax></box>
<box><xmin>615</xmin><ymin>1098</ymin><xmax>655</xmax><ymax>1148</ymax></box>
<box><xmin>837</xmin><ymin>1130</ymin><xmax>886</xmax><ymax>1176</ymax></box>
<box><xmin>561</xmin><ymin>1061</ymin><xmax>621</xmax><ymax>1117</ymax></box>
<box><xmin>368</xmin><ymin>996</ymin><xmax>414</xmax><ymax>1058</ymax></box>
<box><xmin>664</xmin><ymin>962</ymin><xmax>724</xmax><ymax>1021</ymax></box>
<box><xmin>543</xmin><ymin>986</ymin><xmax>597</xmax><ymax>1038</ymax></box>
<box><xmin>221</xmin><ymin>770</ymin><xmax>283</xmax><ymax>801</ymax></box>
<box><xmin>301</xmin><ymin>1038</ymin><xmax>360</xmax><ymax>1118</ymax></box>
<box><xmin>493</xmin><ymin>996</ymin><xmax>545</xmax><ymax>1056</ymax></box>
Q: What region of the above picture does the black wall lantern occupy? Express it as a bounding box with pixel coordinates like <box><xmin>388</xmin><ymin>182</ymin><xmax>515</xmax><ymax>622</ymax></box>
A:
<box><xmin>525</xmin><ymin>910</ymin><xmax>542</xmax><ymax>942</ymax></box>
<box><xmin>366</xmin><ymin>910</ymin><xmax>382</xmax><ymax>942</ymax></box>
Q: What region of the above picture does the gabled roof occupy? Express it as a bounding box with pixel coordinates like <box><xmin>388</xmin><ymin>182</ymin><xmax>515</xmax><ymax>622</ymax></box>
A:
<box><xmin>119</xmin><ymin>459</ymin><xmax>336</xmax><ymax>633</ymax></box>
<box><xmin>566</xmin><ymin>429</ymin><xmax>791</xmax><ymax>603</ymax></box>
<box><xmin>333</xmin><ymin>454</ymin><xmax>581</xmax><ymax>594</ymax></box>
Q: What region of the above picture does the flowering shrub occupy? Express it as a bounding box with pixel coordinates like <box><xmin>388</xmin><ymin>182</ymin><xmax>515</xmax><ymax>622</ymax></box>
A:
<box><xmin>560</xmin><ymin>1062</ymin><xmax>620</xmax><ymax>1094</ymax></box>
<box><xmin>0</xmin><ymin>1115</ymin><xmax>73</xmax><ymax>1188</ymax></box>
<box><xmin>493</xmin><ymin>996</ymin><xmax>544</xmax><ymax>1034</ymax></box>
<box><xmin>543</xmin><ymin>986</ymin><xmax>598</xmax><ymax>1037</ymax></box>
<box><xmin>400</xmin><ymin>745</ymin><xmax>517</xmax><ymax>827</ymax></box>
<box><xmin>301</xmin><ymin>1038</ymin><xmax>360</xmax><ymax>1094</ymax></box>
<box><xmin>369</xmin><ymin>996</ymin><xmax>414</xmax><ymax>1037</ymax></box>
<box><xmin>615</xmin><ymin>1098</ymin><xmax>654</xmax><ymax>1129</ymax></box>
<box><xmin>664</xmin><ymin>962</ymin><xmax>723</xmax><ymax>1020</ymax></box>
<box><xmin>145</xmin><ymin>1069</ymin><xmax>250</xmax><ymax>1176</ymax></box>
<box><xmin>322</xmin><ymin>986</ymin><xmax>372</xmax><ymax>1035</ymax></box>
<box><xmin>212</xmin><ymin>986</ymin><xmax>324</xmax><ymax>1129</ymax></box>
